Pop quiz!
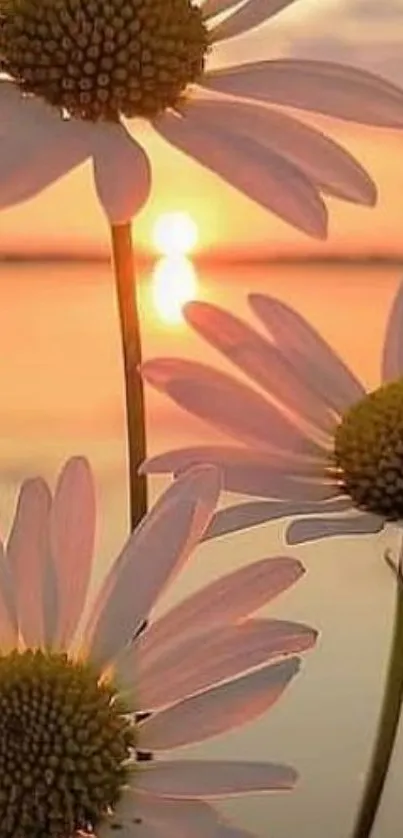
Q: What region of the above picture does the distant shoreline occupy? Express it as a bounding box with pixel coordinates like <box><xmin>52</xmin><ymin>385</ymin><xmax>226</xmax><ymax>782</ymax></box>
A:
<box><xmin>1</xmin><ymin>253</ymin><xmax>403</xmax><ymax>266</ymax></box>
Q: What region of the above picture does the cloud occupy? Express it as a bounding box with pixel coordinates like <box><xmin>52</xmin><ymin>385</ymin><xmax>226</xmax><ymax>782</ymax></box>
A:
<box><xmin>282</xmin><ymin>0</ymin><xmax>403</xmax><ymax>84</ymax></box>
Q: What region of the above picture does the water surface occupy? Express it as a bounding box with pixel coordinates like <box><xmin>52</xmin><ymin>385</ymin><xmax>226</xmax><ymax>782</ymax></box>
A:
<box><xmin>0</xmin><ymin>259</ymin><xmax>401</xmax><ymax>838</ymax></box>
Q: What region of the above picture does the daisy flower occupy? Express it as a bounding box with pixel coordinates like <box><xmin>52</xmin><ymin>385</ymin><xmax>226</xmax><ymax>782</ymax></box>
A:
<box><xmin>140</xmin><ymin>282</ymin><xmax>403</xmax><ymax>546</ymax></box>
<box><xmin>0</xmin><ymin>455</ymin><xmax>317</xmax><ymax>836</ymax></box>
<box><xmin>2</xmin><ymin>0</ymin><xmax>403</xmax><ymax>235</ymax></box>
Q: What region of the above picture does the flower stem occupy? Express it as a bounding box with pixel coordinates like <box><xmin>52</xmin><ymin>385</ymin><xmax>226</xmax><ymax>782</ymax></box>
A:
<box><xmin>351</xmin><ymin>554</ymin><xmax>403</xmax><ymax>838</ymax></box>
<box><xmin>110</xmin><ymin>222</ymin><xmax>148</xmax><ymax>531</ymax></box>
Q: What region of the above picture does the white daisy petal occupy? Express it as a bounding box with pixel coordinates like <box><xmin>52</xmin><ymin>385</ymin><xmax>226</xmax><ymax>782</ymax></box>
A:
<box><xmin>7</xmin><ymin>477</ymin><xmax>52</xmax><ymax>649</ymax></box>
<box><xmin>114</xmin><ymin>794</ymin><xmax>253</xmax><ymax>838</ymax></box>
<box><xmin>135</xmin><ymin>760</ymin><xmax>297</xmax><ymax>797</ymax></box>
<box><xmin>134</xmin><ymin>796</ymin><xmax>221</xmax><ymax>838</ymax></box>
<box><xmin>203</xmin><ymin>0</ymin><xmax>294</xmax><ymax>23</ymax></box>
<box><xmin>133</xmin><ymin>556</ymin><xmax>305</xmax><ymax>665</ymax></box>
<box><xmin>0</xmin><ymin>80</ymin><xmax>76</xmax><ymax>130</ymax></box>
<box><xmin>0</xmin><ymin>111</ymin><xmax>89</xmax><ymax>209</ymax></box>
<box><xmin>203</xmin><ymin>498</ymin><xmax>350</xmax><ymax>540</ymax></box>
<box><xmin>183</xmin><ymin>299</ymin><xmax>338</xmax><ymax>430</ymax></box>
<box><xmin>381</xmin><ymin>281</ymin><xmax>403</xmax><ymax>382</ymax></box>
<box><xmin>154</xmin><ymin>111</ymin><xmax>327</xmax><ymax>238</ymax></box>
<box><xmin>141</xmin><ymin>358</ymin><xmax>321</xmax><ymax>453</ymax></box>
<box><xmin>85</xmin><ymin>466</ymin><xmax>221</xmax><ymax>669</ymax></box>
<box><xmin>100</xmin><ymin>821</ymin><xmax>142</xmax><ymax>838</ymax></box>
<box><xmin>140</xmin><ymin>445</ymin><xmax>320</xmax><ymax>476</ymax></box>
<box><xmin>0</xmin><ymin>540</ymin><xmax>18</xmax><ymax>652</ymax></box>
<box><xmin>99</xmin><ymin>791</ymin><xmax>162</xmax><ymax>838</ymax></box>
<box><xmin>204</xmin><ymin>60</ymin><xmax>403</xmax><ymax>127</ymax></box>
<box><xmin>50</xmin><ymin>457</ymin><xmax>95</xmax><ymax>649</ymax></box>
<box><xmin>91</xmin><ymin>121</ymin><xmax>152</xmax><ymax>222</ymax></box>
<box><xmin>141</xmin><ymin>445</ymin><xmax>331</xmax><ymax>499</ymax></box>
<box><xmin>206</xmin><ymin>0</ymin><xmax>296</xmax><ymax>32</ymax></box>
<box><xmin>286</xmin><ymin>512</ymin><xmax>383</xmax><ymax>545</ymax></box>
<box><xmin>201</xmin><ymin>0</ymin><xmax>245</xmax><ymax>20</ymax></box>
<box><xmin>185</xmin><ymin>101</ymin><xmax>376</xmax><ymax>206</ymax></box>
<box><xmin>248</xmin><ymin>294</ymin><xmax>365</xmax><ymax>412</ymax></box>
<box><xmin>150</xmin><ymin>455</ymin><xmax>333</xmax><ymax>501</ymax></box>
<box><xmin>139</xmin><ymin>657</ymin><xmax>300</xmax><ymax>750</ymax></box>
<box><xmin>219</xmin><ymin>827</ymin><xmax>258</xmax><ymax>838</ymax></box>
<box><xmin>0</xmin><ymin>80</ymin><xmax>32</xmax><ymax>129</ymax></box>
<box><xmin>135</xmin><ymin>621</ymin><xmax>314</xmax><ymax>711</ymax></box>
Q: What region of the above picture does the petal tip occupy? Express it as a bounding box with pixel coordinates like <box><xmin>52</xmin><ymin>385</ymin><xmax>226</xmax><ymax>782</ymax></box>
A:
<box><xmin>287</xmin><ymin>556</ymin><xmax>306</xmax><ymax>578</ymax></box>
<box><xmin>181</xmin><ymin>463</ymin><xmax>222</xmax><ymax>498</ymax></box>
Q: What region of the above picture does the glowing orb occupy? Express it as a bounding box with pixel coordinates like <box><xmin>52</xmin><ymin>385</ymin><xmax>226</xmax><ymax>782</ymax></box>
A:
<box><xmin>152</xmin><ymin>211</ymin><xmax>198</xmax><ymax>256</ymax></box>
<box><xmin>152</xmin><ymin>256</ymin><xmax>198</xmax><ymax>324</ymax></box>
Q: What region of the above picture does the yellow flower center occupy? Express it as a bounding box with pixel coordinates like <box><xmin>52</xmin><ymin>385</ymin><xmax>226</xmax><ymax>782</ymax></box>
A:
<box><xmin>334</xmin><ymin>380</ymin><xmax>403</xmax><ymax>520</ymax></box>
<box><xmin>0</xmin><ymin>0</ymin><xmax>209</xmax><ymax>121</ymax></box>
<box><xmin>0</xmin><ymin>649</ymin><xmax>135</xmax><ymax>837</ymax></box>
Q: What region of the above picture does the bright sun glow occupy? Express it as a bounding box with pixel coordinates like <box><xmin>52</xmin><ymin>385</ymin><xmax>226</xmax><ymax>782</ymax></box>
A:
<box><xmin>152</xmin><ymin>256</ymin><xmax>198</xmax><ymax>324</ymax></box>
<box><xmin>152</xmin><ymin>212</ymin><xmax>199</xmax><ymax>256</ymax></box>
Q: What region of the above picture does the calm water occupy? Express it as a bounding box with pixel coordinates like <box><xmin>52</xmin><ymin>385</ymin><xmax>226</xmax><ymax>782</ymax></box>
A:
<box><xmin>0</xmin><ymin>259</ymin><xmax>402</xmax><ymax>838</ymax></box>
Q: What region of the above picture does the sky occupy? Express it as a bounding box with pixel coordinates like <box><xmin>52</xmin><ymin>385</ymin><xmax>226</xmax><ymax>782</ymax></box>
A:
<box><xmin>1</xmin><ymin>0</ymin><xmax>403</xmax><ymax>258</ymax></box>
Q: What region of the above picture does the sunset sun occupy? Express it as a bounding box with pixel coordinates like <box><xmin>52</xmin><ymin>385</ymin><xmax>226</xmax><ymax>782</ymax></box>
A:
<box><xmin>151</xmin><ymin>212</ymin><xmax>199</xmax><ymax>324</ymax></box>
<box><xmin>152</xmin><ymin>211</ymin><xmax>199</xmax><ymax>256</ymax></box>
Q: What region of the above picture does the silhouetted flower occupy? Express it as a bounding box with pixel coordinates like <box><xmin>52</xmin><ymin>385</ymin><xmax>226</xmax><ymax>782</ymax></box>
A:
<box><xmin>0</xmin><ymin>455</ymin><xmax>316</xmax><ymax>835</ymax></box>
<box><xmin>2</xmin><ymin>0</ymin><xmax>403</xmax><ymax>233</ymax></box>
<box><xmin>141</xmin><ymin>283</ymin><xmax>403</xmax><ymax>544</ymax></box>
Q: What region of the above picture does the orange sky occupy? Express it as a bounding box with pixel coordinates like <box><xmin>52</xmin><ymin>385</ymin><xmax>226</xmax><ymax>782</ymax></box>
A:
<box><xmin>0</xmin><ymin>0</ymin><xmax>402</xmax><ymax>259</ymax></box>
<box><xmin>0</xmin><ymin>118</ymin><xmax>402</xmax><ymax>260</ymax></box>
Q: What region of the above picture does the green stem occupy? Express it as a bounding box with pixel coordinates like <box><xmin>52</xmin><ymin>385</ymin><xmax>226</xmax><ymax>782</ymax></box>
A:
<box><xmin>110</xmin><ymin>222</ymin><xmax>148</xmax><ymax>531</ymax></box>
<box><xmin>352</xmin><ymin>559</ymin><xmax>403</xmax><ymax>838</ymax></box>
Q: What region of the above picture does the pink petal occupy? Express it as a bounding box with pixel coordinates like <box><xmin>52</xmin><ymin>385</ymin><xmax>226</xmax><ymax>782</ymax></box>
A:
<box><xmin>135</xmin><ymin>621</ymin><xmax>314</xmax><ymax>711</ymax></box>
<box><xmin>209</xmin><ymin>0</ymin><xmax>298</xmax><ymax>39</ymax></box>
<box><xmin>184</xmin><ymin>101</ymin><xmax>375</xmax><ymax>206</ymax></box>
<box><xmin>7</xmin><ymin>477</ymin><xmax>52</xmax><ymax>648</ymax></box>
<box><xmin>140</xmin><ymin>445</ymin><xmax>317</xmax><ymax>476</ymax></box>
<box><xmin>85</xmin><ymin>466</ymin><xmax>221</xmax><ymax>669</ymax></box>
<box><xmin>154</xmin><ymin>110</ymin><xmax>327</xmax><ymax>239</ymax></box>
<box><xmin>99</xmin><ymin>816</ymin><xmax>142</xmax><ymax>838</ymax></box>
<box><xmin>184</xmin><ymin>299</ymin><xmax>338</xmax><ymax>431</ymax></box>
<box><xmin>92</xmin><ymin>122</ymin><xmax>151</xmax><ymax>222</ymax></box>
<box><xmin>248</xmin><ymin>294</ymin><xmax>365</xmax><ymax>412</ymax></box>
<box><xmin>50</xmin><ymin>457</ymin><xmax>95</xmax><ymax>648</ymax></box>
<box><xmin>134</xmin><ymin>796</ymin><xmax>218</xmax><ymax>838</ymax></box>
<box><xmin>0</xmin><ymin>98</ymin><xmax>90</xmax><ymax>209</ymax></box>
<box><xmin>140</xmin><ymin>658</ymin><xmax>300</xmax><ymax>750</ymax></box>
<box><xmin>381</xmin><ymin>282</ymin><xmax>403</xmax><ymax>382</ymax></box>
<box><xmin>218</xmin><ymin>827</ymin><xmax>258</xmax><ymax>838</ymax></box>
<box><xmin>135</xmin><ymin>556</ymin><xmax>305</xmax><ymax>665</ymax></box>
<box><xmin>286</xmin><ymin>512</ymin><xmax>383</xmax><ymax>545</ymax></box>
<box><xmin>0</xmin><ymin>80</ymin><xmax>34</xmax><ymax>128</ymax></box>
<box><xmin>127</xmin><ymin>794</ymin><xmax>255</xmax><ymax>838</ymax></box>
<box><xmin>204</xmin><ymin>60</ymin><xmax>403</xmax><ymax>127</ymax></box>
<box><xmin>136</xmin><ymin>760</ymin><xmax>297</xmax><ymax>797</ymax></box>
<box><xmin>203</xmin><ymin>0</ymin><xmax>295</xmax><ymax>23</ymax></box>
<box><xmin>98</xmin><ymin>791</ymin><xmax>158</xmax><ymax>838</ymax></box>
<box><xmin>141</xmin><ymin>445</ymin><xmax>333</xmax><ymax>500</ymax></box>
<box><xmin>0</xmin><ymin>540</ymin><xmax>17</xmax><ymax>652</ymax></box>
<box><xmin>203</xmin><ymin>497</ymin><xmax>350</xmax><ymax>540</ymax></box>
<box><xmin>141</xmin><ymin>358</ymin><xmax>321</xmax><ymax>453</ymax></box>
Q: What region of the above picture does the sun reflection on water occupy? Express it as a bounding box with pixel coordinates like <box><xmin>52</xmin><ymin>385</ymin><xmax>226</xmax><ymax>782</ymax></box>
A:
<box><xmin>151</xmin><ymin>255</ymin><xmax>199</xmax><ymax>324</ymax></box>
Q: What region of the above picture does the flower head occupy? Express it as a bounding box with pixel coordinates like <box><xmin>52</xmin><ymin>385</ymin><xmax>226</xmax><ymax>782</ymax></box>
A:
<box><xmin>3</xmin><ymin>0</ymin><xmax>403</xmax><ymax>233</ymax></box>
<box><xmin>1</xmin><ymin>0</ymin><xmax>208</xmax><ymax>121</ymax></box>
<box><xmin>140</xmin><ymin>282</ymin><xmax>403</xmax><ymax>545</ymax></box>
<box><xmin>0</xmin><ymin>455</ymin><xmax>316</xmax><ymax>835</ymax></box>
